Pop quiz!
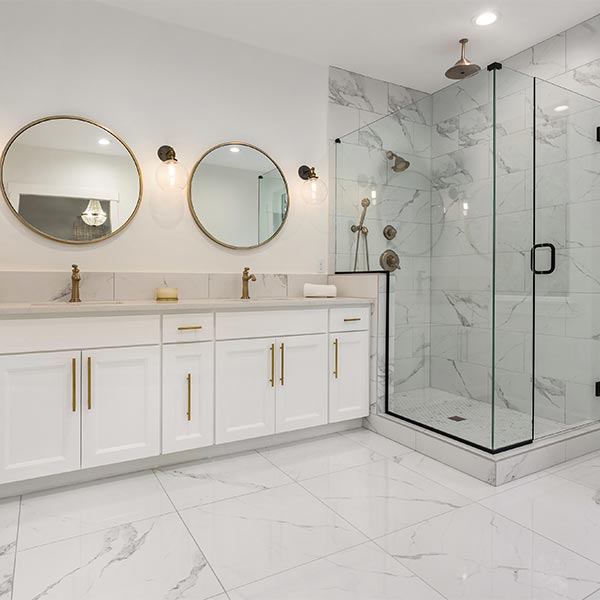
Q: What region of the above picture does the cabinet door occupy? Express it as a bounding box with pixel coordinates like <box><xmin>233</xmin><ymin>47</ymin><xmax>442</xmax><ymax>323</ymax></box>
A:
<box><xmin>329</xmin><ymin>331</ymin><xmax>370</xmax><ymax>423</ymax></box>
<box><xmin>163</xmin><ymin>342</ymin><xmax>214</xmax><ymax>454</ymax></box>
<box><xmin>216</xmin><ymin>338</ymin><xmax>275</xmax><ymax>443</ymax></box>
<box><xmin>82</xmin><ymin>346</ymin><xmax>160</xmax><ymax>468</ymax></box>
<box><xmin>0</xmin><ymin>351</ymin><xmax>80</xmax><ymax>484</ymax></box>
<box><xmin>276</xmin><ymin>334</ymin><xmax>327</xmax><ymax>433</ymax></box>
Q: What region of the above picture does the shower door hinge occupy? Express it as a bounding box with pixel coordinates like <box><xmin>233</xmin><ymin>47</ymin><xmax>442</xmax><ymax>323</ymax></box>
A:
<box><xmin>596</xmin><ymin>127</ymin><xmax>600</xmax><ymax>142</ymax></box>
<box><xmin>487</xmin><ymin>62</ymin><xmax>503</xmax><ymax>71</ymax></box>
<box><xmin>596</xmin><ymin>382</ymin><xmax>600</xmax><ymax>397</ymax></box>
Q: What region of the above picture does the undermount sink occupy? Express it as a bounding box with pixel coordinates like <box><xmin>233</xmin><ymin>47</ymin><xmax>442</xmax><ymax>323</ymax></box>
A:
<box><xmin>31</xmin><ymin>300</ymin><xmax>125</xmax><ymax>306</ymax></box>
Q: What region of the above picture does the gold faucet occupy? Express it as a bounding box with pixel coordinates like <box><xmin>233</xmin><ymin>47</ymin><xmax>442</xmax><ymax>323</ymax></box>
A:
<box><xmin>241</xmin><ymin>267</ymin><xmax>256</xmax><ymax>300</ymax></box>
<box><xmin>70</xmin><ymin>264</ymin><xmax>81</xmax><ymax>303</ymax></box>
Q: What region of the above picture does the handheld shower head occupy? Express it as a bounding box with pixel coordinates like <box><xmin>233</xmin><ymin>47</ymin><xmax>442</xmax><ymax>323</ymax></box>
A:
<box><xmin>386</xmin><ymin>151</ymin><xmax>410</xmax><ymax>173</ymax></box>
<box><xmin>361</xmin><ymin>198</ymin><xmax>371</xmax><ymax>208</ymax></box>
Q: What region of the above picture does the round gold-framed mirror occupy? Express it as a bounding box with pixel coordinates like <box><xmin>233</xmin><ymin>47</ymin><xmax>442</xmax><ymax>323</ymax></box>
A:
<box><xmin>188</xmin><ymin>142</ymin><xmax>289</xmax><ymax>250</ymax></box>
<box><xmin>0</xmin><ymin>115</ymin><xmax>143</xmax><ymax>244</ymax></box>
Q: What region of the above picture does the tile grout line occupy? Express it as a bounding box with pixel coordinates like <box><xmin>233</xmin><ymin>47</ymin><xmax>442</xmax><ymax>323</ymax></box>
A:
<box><xmin>9</xmin><ymin>496</ymin><xmax>22</xmax><ymax>600</ymax></box>
<box><xmin>150</xmin><ymin>469</ymin><xmax>230</xmax><ymax>599</ymax></box>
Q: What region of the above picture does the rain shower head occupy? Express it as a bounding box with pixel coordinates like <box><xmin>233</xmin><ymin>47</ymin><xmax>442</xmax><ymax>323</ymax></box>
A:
<box><xmin>445</xmin><ymin>38</ymin><xmax>481</xmax><ymax>80</ymax></box>
<box><xmin>386</xmin><ymin>150</ymin><xmax>410</xmax><ymax>173</ymax></box>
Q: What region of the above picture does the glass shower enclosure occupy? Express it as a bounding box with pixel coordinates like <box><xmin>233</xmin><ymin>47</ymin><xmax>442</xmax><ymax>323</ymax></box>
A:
<box><xmin>335</xmin><ymin>65</ymin><xmax>600</xmax><ymax>453</ymax></box>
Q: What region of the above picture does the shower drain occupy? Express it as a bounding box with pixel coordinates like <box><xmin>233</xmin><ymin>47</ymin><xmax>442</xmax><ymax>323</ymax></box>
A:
<box><xmin>448</xmin><ymin>415</ymin><xmax>466</xmax><ymax>422</ymax></box>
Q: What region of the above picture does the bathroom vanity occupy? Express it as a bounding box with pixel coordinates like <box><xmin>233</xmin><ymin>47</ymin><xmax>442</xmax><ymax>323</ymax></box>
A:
<box><xmin>0</xmin><ymin>297</ymin><xmax>371</xmax><ymax>487</ymax></box>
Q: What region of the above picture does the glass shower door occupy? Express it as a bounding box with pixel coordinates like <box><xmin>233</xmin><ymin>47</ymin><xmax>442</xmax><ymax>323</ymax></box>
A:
<box><xmin>533</xmin><ymin>79</ymin><xmax>600</xmax><ymax>436</ymax></box>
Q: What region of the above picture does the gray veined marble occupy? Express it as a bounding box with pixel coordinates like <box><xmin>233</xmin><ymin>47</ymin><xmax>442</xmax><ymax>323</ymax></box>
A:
<box><xmin>504</xmin><ymin>33</ymin><xmax>566</xmax><ymax>80</ymax></box>
<box><xmin>0</xmin><ymin>554</ymin><xmax>12</xmax><ymax>599</ymax></box>
<box><xmin>329</xmin><ymin>66</ymin><xmax>388</xmax><ymax>114</ymax></box>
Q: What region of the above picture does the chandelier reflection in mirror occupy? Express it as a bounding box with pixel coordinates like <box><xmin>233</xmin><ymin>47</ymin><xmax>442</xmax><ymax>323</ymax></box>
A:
<box><xmin>81</xmin><ymin>199</ymin><xmax>108</xmax><ymax>227</ymax></box>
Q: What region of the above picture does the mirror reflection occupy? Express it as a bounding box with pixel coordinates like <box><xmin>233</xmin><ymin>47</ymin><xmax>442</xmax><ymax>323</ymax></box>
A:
<box><xmin>1</xmin><ymin>116</ymin><xmax>142</xmax><ymax>244</ymax></box>
<box><xmin>189</xmin><ymin>142</ymin><xmax>288</xmax><ymax>249</ymax></box>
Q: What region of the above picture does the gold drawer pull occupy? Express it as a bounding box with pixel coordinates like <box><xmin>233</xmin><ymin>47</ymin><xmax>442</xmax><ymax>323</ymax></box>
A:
<box><xmin>178</xmin><ymin>326</ymin><xmax>203</xmax><ymax>331</ymax></box>
<box><xmin>87</xmin><ymin>356</ymin><xmax>92</xmax><ymax>410</ymax></box>
<box><xmin>71</xmin><ymin>358</ymin><xmax>77</xmax><ymax>412</ymax></box>
<box><xmin>280</xmin><ymin>343</ymin><xmax>285</xmax><ymax>386</ymax></box>
<box><xmin>186</xmin><ymin>373</ymin><xmax>192</xmax><ymax>421</ymax></box>
<box><xmin>333</xmin><ymin>338</ymin><xmax>339</xmax><ymax>379</ymax></box>
<box><xmin>270</xmin><ymin>343</ymin><xmax>275</xmax><ymax>387</ymax></box>
<box><xmin>344</xmin><ymin>318</ymin><xmax>362</xmax><ymax>322</ymax></box>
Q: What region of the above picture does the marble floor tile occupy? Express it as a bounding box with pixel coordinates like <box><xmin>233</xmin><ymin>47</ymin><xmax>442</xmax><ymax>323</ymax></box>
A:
<box><xmin>0</xmin><ymin>498</ymin><xmax>19</xmax><ymax>557</ymax></box>
<box><xmin>0</xmin><ymin>553</ymin><xmax>13</xmax><ymax>599</ymax></box>
<box><xmin>302</xmin><ymin>459</ymin><xmax>471</xmax><ymax>538</ymax></box>
<box><xmin>228</xmin><ymin>541</ymin><xmax>444</xmax><ymax>600</ymax></box>
<box><xmin>155</xmin><ymin>451</ymin><xmax>292</xmax><ymax>511</ymax></box>
<box><xmin>18</xmin><ymin>472</ymin><xmax>174</xmax><ymax>550</ymax></box>
<box><xmin>553</xmin><ymin>452</ymin><xmax>600</xmax><ymax>491</ymax></box>
<box><xmin>12</xmin><ymin>512</ymin><xmax>223</xmax><ymax>600</ymax></box>
<box><xmin>340</xmin><ymin>428</ymin><xmax>414</xmax><ymax>459</ymax></box>
<box><xmin>481</xmin><ymin>475</ymin><xmax>600</xmax><ymax>564</ymax></box>
<box><xmin>377</xmin><ymin>503</ymin><xmax>600</xmax><ymax>600</ymax></box>
<box><xmin>258</xmin><ymin>434</ymin><xmax>384</xmax><ymax>481</ymax></box>
<box><xmin>181</xmin><ymin>483</ymin><xmax>367</xmax><ymax>590</ymax></box>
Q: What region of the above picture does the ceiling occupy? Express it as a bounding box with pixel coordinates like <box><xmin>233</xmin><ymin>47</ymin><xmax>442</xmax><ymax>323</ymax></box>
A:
<box><xmin>96</xmin><ymin>0</ymin><xmax>600</xmax><ymax>93</ymax></box>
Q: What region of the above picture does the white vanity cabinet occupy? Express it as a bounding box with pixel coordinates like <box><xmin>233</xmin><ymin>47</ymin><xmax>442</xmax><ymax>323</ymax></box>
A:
<box><xmin>329</xmin><ymin>308</ymin><xmax>370</xmax><ymax>423</ymax></box>
<box><xmin>81</xmin><ymin>346</ymin><xmax>160</xmax><ymax>469</ymax></box>
<box><xmin>0</xmin><ymin>351</ymin><xmax>81</xmax><ymax>484</ymax></box>
<box><xmin>163</xmin><ymin>342</ymin><xmax>214</xmax><ymax>453</ymax></box>
<box><xmin>216</xmin><ymin>338</ymin><xmax>276</xmax><ymax>443</ymax></box>
<box><xmin>275</xmin><ymin>334</ymin><xmax>328</xmax><ymax>433</ymax></box>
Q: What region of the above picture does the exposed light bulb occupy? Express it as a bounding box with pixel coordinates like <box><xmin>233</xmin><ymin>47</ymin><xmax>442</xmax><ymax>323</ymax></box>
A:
<box><xmin>300</xmin><ymin>166</ymin><xmax>328</xmax><ymax>205</ymax></box>
<box><xmin>473</xmin><ymin>11</ymin><xmax>498</xmax><ymax>26</ymax></box>
<box><xmin>156</xmin><ymin>158</ymin><xmax>188</xmax><ymax>191</ymax></box>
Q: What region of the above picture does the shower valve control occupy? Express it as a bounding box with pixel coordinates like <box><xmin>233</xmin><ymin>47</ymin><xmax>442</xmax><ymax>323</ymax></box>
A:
<box><xmin>383</xmin><ymin>225</ymin><xmax>397</xmax><ymax>240</ymax></box>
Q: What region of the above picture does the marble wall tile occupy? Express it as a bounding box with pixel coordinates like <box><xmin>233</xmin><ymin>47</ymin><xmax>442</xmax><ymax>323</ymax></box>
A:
<box><xmin>114</xmin><ymin>272</ymin><xmax>208</xmax><ymax>300</ymax></box>
<box><xmin>565</xmin><ymin>293</ymin><xmax>600</xmax><ymax>338</ymax></box>
<box><xmin>328</xmin><ymin>103</ymin><xmax>360</xmax><ymax>142</ymax></box>
<box><xmin>329</xmin><ymin>66</ymin><xmax>388</xmax><ymax>114</ymax></box>
<box><xmin>392</xmin><ymin>95</ymin><xmax>433</xmax><ymax>126</ymax></box>
<box><xmin>432</xmin><ymin>75</ymin><xmax>491</xmax><ymax>124</ymax></box>
<box><xmin>388</xmin><ymin>82</ymin><xmax>429</xmax><ymax>114</ymax></box>
<box><xmin>432</xmin><ymin>117</ymin><xmax>459</xmax><ymax>157</ymax></box>
<box><xmin>0</xmin><ymin>271</ymin><xmax>113</xmax><ymax>303</ymax></box>
<box><xmin>566</xmin><ymin>14</ymin><xmax>600</xmax><ymax>71</ymax></box>
<box><xmin>432</xmin><ymin>216</ymin><xmax>490</xmax><ymax>257</ymax></box>
<box><xmin>208</xmin><ymin>273</ymin><xmax>287</xmax><ymax>299</ymax></box>
<box><xmin>504</xmin><ymin>34</ymin><xmax>566</xmax><ymax>79</ymax></box>
<box><xmin>551</xmin><ymin>58</ymin><xmax>600</xmax><ymax>102</ymax></box>
<box><xmin>566</xmin><ymin>105</ymin><xmax>600</xmax><ymax>159</ymax></box>
<box><xmin>430</xmin><ymin>356</ymin><xmax>490</xmax><ymax>402</ymax></box>
<box><xmin>336</xmin><ymin>142</ymin><xmax>388</xmax><ymax>185</ymax></box>
<box><xmin>458</xmin><ymin>104</ymin><xmax>494</xmax><ymax>148</ymax></box>
<box><xmin>565</xmin><ymin>382</ymin><xmax>600</xmax><ymax>424</ymax></box>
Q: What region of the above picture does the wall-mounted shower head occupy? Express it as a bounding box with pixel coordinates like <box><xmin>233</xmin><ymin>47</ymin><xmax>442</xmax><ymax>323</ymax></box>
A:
<box><xmin>386</xmin><ymin>150</ymin><xmax>410</xmax><ymax>173</ymax></box>
<box><xmin>445</xmin><ymin>38</ymin><xmax>481</xmax><ymax>80</ymax></box>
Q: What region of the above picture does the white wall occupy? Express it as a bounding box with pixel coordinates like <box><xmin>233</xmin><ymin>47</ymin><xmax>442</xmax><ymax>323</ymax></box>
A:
<box><xmin>0</xmin><ymin>1</ymin><xmax>329</xmax><ymax>273</ymax></box>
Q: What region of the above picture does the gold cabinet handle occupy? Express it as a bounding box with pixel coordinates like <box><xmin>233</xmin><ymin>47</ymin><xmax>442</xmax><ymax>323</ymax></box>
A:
<box><xmin>178</xmin><ymin>326</ymin><xmax>203</xmax><ymax>331</ymax></box>
<box><xmin>344</xmin><ymin>317</ymin><xmax>361</xmax><ymax>322</ymax></box>
<box><xmin>280</xmin><ymin>343</ymin><xmax>285</xmax><ymax>386</ymax></box>
<box><xmin>87</xmin><ymin>356</ymin><xmax>92</xmax><ymax>410</ymax></box>
<box><xmin>269</xmin><ymin>343</ymin><xmax>275</xmax><ymax>387</ymax></box>
<box><xmin>72</xmin><ymin>358</ymin><xmax>77</xmax><ymax>412</ymax></box>
<box><xmin>334</xmin><ymin>338</ymin><xmax>339</xmax><ymax>379</ymax></box>
<box><xmin>186</xmin><ymin>373</ymin><xmax>192</xmax><ymax>421</ymax></box>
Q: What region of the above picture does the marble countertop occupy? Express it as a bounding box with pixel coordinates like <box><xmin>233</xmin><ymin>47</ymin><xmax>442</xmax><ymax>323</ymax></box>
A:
<box><xmin>0</xmin><ymin>296</ymin><xmax>374</xmax><ymax>318</ymax></box>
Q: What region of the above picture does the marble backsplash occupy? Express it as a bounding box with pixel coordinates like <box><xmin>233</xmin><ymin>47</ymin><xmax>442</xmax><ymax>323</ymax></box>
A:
<box><xmin>0</xmin><ymin>272</ymin><xmax>329</xmax><ymax>304</ymax></box>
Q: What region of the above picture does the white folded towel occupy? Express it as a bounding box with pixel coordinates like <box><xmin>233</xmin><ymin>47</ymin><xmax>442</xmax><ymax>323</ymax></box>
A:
<box><xmin>304</xmin><ymin>283</ymin><xmax>337</xmax><ymax>298</ymax></box>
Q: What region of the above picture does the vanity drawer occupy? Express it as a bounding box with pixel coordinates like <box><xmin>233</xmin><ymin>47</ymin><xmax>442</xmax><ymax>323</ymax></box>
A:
<box><xmin>0</xmin><ymin>315</ymin><xmax>160</xmax><ymax>354</ymax></box>
<box><xmin>216</xmin><ymin>309</ymin><xmax>327</xmax><ymax>340</ymax></box>
<box><xmin>163</xmin><ymin>313</ymin><xmax>214</xmax><ymax>343</ymax></box>
<box><xmin>329</xmin><ymin>307</ymin><xmax>370</xmax><ymax>332</ymax></box>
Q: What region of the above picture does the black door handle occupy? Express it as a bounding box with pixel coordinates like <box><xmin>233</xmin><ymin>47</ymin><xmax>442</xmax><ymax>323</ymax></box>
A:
<box><xmin>530</xmin><ymin>243</ymin><xmax>556</xmax><ymax>274</ymax></box>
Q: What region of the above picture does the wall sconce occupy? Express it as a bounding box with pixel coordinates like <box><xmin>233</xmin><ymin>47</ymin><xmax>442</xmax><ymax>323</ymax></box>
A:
<box><xmin>298</xmin><ymin>165</ymin><xmax>328</xmax><ymax>205</ymax></box>
<box><xmin>156</xmin><ymin>145</ymin><xmax>188</xmax><ymax>191</ymax></box>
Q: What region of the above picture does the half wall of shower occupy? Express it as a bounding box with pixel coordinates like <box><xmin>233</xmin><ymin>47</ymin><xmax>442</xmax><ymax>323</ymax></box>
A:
<box><xmin>335</xmin><ymin>65</ymin><xmax>600</xmax><ymax>452</ymax></box>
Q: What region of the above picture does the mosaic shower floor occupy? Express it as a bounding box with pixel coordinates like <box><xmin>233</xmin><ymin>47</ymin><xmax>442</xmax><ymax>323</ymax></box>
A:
<box><xmin>389</xmin><ymin>387</ymin><xmax>573</xmax><ymax>449</ymax></box>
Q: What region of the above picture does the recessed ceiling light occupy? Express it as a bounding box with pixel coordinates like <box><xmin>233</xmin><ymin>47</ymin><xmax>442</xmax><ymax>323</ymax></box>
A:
<box><xmin>230</xmin><ymin>147</ymin><xmax>240</xmax><ymax>153</ymax></box>
<box><xmin>98</xmin><ymin>138</ymin><xmax>111</xmax><ymax>145</ymax></box>
<box><xmin>554</xmin><ymin>104</ymin><xmax>569</xmax><ymax>112</ymax></box>
<box><xmin>473</xmin><ymin>11</ymin><xmax>498</xmax><ymax>26</ymax></box>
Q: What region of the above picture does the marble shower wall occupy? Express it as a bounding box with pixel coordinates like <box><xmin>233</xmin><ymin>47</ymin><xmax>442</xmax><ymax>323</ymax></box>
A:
<box><xmin>329</xmin><ymin>66</ymin><xmax>433</xmax><ymax>396</ymax></box>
